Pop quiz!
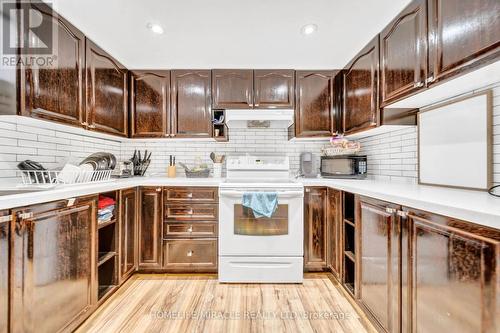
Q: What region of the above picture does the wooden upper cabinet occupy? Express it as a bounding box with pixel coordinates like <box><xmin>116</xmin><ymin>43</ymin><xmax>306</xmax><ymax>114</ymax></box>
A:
<box><xmin>304</xmin><ymin>187</ymin><xmax>328</xmax><ymax>271</ymax></box>
<box><xmin>170</xmin><ymin>70</ymin><xmax>212</xmax><ymax>138</ymax></box>
<box><xmin>380</xmin><ymin>0</ymin><xmax>427</xmax><ymax>106</ymax></box>
<box><xmin>212</xmin><ymin>69</ymin><xmax>253</xmax><ymax>109</ymax></box>
<box><xmin>295</xmin><ymin>71</ymin><xmax>335</xmax><ymax>138</ymax></box>
<box><xmin>343</xmin><ymin>36</ymin><xmax>380</xmax><ymax>136</ymax></box>
<box><xmin>85</xmin><ymin>38</ymin><xmax>128</xmax><ymax>137</ymax></box>
<box><xmin>20</xmin><ymin>1</ymin><xmax>85</xmax><ymax>127</ymax></box>
<box><xmin>130</xmin><ymin>70</ymin><xmax>170</xmax><ymax>138</ymax></box>
<box><xmin>428</xmin><ymin>0</ymin><xmax>500</xmax><ymax>84</ymax></box>
<box><xmin>254</xmin><ymin>70</ymin><xmax>295</xmax><ymax>109</ymax></box>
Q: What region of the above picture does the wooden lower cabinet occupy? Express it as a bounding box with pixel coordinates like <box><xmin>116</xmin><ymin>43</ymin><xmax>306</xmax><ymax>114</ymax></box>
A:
<box><xmin>0</xmin><ymin>211</ymin><xmax>9</xmax><ymax>333</ymax></box>
<box><xmin>304</xmin><ymin>187</ymin><xmax>328</xmax><ymax>271</ymax></box>
<box><xmin>402</xmin><ymin>208</ymin><xmax>500</xmax><ymax>333</ymax></box>
<box><xmin>358</xmin><ymin>197</ymin><xmax>401</xmax><ymax>333</ymax></box>
<box><xmin>163</xmin><ymin>239</ymin><xmax>217</xmax><ymax>272</ymax></box>
<box><xmin>327</xmin><ymin>188</ymin><xmax>341</xmax><ymax>278</ymax></box>
<box><xmin>163</xmin><ymin>187</ymin><xmax>219</xmax><ymax>273</ymax></box>
<box><xmin>11</xmin><ymin>197</ymin><xmax>96</xmax><ymax>333</ymax></box>
<box><xmin>120</xmin><ymin>188</ymin><xmax>138</xmax><ymax>282</ymax></box>
<box><xmin>138</xmin><ymin>187</ymin><xmax>163</xmax><ymax>270</ymax></box>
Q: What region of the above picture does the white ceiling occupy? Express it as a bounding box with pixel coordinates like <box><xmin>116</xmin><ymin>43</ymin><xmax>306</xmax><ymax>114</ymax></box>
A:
<box><xmin>48</xmin><ymin>0</ymin><xmax>412</xmax><ymax>69</ymax></box>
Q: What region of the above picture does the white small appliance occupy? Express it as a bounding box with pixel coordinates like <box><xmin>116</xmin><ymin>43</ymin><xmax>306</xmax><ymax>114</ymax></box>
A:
<box><xmin>219</xmin><ymin>154</ymin><xmax>304</xmax><ymax>283</ymax></box>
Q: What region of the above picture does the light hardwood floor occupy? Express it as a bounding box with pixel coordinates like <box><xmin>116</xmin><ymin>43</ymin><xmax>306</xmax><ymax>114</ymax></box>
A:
<box><xmin>77</xmin><ymin>274</ymin><xmax>372</xmax><ymax>333</ymax></box>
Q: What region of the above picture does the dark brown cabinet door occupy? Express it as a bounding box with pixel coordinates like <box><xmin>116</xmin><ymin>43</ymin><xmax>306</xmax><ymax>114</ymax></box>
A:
<box><xmin>304</xmin><ymin>187</ymin><xmax>328</xmax><ymax>271</ymax></box>
<box><xmin>428</xmin><ymin>0</ymin><xmax>500</xmax><ymax>84</ymax></box>
<box><xmin>130</xmin><ymin>70</ymin><xmax>170</xmax><ymax>138</ymax></box>
<box><xmin>171</xmin><ymin>70</ymin><xmax>212</xmax><ymax>138</ymax></box>
<box><xmin>85</xmin><ymin>38</ymin><xmax>128</xmax><ymax>137</ymax></box>
<box><xmin>120</xmin><ymin>188</ymin><xmax>137</xmax><ymax>282</ymax></box>
<box><xmin>402</xmin><ymin>209</ymin><xmax>500</xmax><ymax>333</ymax></box>
<box><xmin>11</xmin><ymin>198</ymin><xmax>96</xmax><ymax>333</ymax></box>
<box><xmin>343</xmin><ymin>36</ymin><xmax>380</xmax><ymax>135</ymax></box>
<box><xmin>380</xmin><ymin>0</ymin><xmax>427</xmax><ymax>106</ymax></box>
<box><xmin>19</xmin><ymin>2</ymin><xmax>85</xmax><ymax>127</ymax></box>
<box><xmin>212</xmin><ymin>69</ymin><xmax>253</xmax><ymax>109</ymax></box>
<box><xmin>295</xmin><ymin>71</ymin><xmax>335</xmax><ymax>137</ymax></box>
<box><xmin>139</xmin><ymin>187</ymin><xmax>163</xmax><ymax>269</ymax></box>
<box><xmin>327</xmin><ymin>188</ymin><xmax>341</xmax><ymax>279</ymax></box>
<box><xmin>254</xmin><ymin>70</ymin><xmax>295</xmax><ymax>109</ymax></box>
<box><xmin>0</xmin><ymin>211</ymin><xmax>9</xmax><ymax>333</ymax></box>
<box><xmin>358</xmin><ymin>197</ymin><xmax>400</xmax><ymax>333</ymax></box>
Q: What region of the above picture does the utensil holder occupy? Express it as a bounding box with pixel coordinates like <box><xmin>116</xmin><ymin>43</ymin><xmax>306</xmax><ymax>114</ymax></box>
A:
<box><xmin>167</xmin><ymin>166</ymin><xmax>176</xmax><ymax>178</ymax></box>
<box><xmin>213</xmin><ymin>163</ymin><xmax>222</xmax><ymax>178</ymax></box>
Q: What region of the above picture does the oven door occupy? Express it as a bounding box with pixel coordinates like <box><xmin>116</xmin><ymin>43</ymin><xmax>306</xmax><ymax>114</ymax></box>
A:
<box><xmin>219</xmin><ymin>189</ymin><xmax>304</xmax><ymax>257</ymax></box>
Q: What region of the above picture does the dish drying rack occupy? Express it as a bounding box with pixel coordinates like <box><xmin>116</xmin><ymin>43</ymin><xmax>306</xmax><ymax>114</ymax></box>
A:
<box><xmin>20</xmin><ymin>169</ymin><xmax>112</xmax><ymax>186</ymax></box>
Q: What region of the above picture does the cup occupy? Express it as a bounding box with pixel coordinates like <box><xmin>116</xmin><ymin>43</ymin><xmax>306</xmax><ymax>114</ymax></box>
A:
<box><xmin>167</xmin><ymin>166</ymin><xmax>176</xmax><ymax>178</ymax></box>
<box><xmin>213</xmin><ymin>163</ymin><xmax>222</xmax><ymax>178</ymax></box>
<box><xmin>214</xmin><ymin>128</ymin><xmax>220</xmax><ymax>137</ymax></box>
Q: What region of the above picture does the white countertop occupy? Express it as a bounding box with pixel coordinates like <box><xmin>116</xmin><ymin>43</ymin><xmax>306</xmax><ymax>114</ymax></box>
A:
<box><xmin>0</xmin><ymin>176</ymin><xmax>498</xmax><ymax>230</ymax></box>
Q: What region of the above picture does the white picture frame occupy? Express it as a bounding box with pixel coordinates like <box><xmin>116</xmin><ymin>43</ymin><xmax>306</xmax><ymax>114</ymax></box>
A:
<box><xmin>418</xmin><ymin>91</ymin><xmax>492</xmax><ymax>190</ymax></box>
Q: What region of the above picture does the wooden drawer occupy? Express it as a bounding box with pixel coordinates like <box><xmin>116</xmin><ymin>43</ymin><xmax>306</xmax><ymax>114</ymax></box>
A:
<box><xmin>164</xmin><ymin>222</ymin><xmax>218</xmax><ymax>239</ymax></box>
<box><xmin>165</xmin><ymin>204</ymin><xmax>218</xmax><ymax>221</ymax></box>
<box><xmin>163</xmin><ymin>239</ymin><xmax>217</xmax><ymax>272</ymax></box>
<box><xmin>165</xmin><ymin>187</ymin><xmax>218</xmax><ymax>203</ymax></box>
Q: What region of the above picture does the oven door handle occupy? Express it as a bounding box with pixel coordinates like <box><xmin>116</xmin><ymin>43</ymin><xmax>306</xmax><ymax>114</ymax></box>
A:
<box><xmin>219</xmin><ymin>190</ymin><xmax>304</xmax><ymax>199</ymax></box>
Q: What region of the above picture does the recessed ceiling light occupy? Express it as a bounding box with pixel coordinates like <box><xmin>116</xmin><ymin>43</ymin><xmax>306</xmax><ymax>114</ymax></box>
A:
<box><xmin>301</xmin><ymin>24</ymin><xmax>318</xmax><ymax>36</ymax></box>
<box><xmin>147</xmin><ymin>23</ymin><xmax>164</xmax><ymax>35</ymax></box>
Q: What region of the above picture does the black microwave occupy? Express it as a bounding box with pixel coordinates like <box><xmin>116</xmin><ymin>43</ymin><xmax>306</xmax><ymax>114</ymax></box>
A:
<box><xmin>320</xmin><ymin>155</ymin><xmax>367</xmax><ymax>179</ymax></box>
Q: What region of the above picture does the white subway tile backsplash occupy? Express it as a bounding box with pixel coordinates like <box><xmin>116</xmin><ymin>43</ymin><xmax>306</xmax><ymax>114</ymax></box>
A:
<box><xmin>0</xmin><ymin>79</ymin><xmax>498</xmax><ymax>186</ymax></box>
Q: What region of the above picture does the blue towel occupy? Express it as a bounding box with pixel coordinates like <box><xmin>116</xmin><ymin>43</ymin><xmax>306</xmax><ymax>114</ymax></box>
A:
<box><xmin>242</xmin><ymin>192</ymin><xmax>278</xmax><ymax>218</ymax></box>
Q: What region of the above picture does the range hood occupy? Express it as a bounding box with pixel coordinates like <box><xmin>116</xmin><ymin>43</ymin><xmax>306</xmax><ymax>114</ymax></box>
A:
<box><xmin>225</xmin><ymin>109</ymin><xmax>294</xmax><ymax>128</ymax></box>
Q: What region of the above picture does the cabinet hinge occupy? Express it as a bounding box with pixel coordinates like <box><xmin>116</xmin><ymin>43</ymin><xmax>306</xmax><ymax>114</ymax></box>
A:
<box><xmin>17</xmin><ymin>212</ymin><xmax>34</xmax><ymax>220</ymax></box>
<box><xmin>397</xmin><ymin>210</ymin><xmax>408</xmax><ymax>219</ymax></box>
<box><xmin>0</xmin><ymin>215</ymin><xmax>12</xmax><ymax>223</ymax></box>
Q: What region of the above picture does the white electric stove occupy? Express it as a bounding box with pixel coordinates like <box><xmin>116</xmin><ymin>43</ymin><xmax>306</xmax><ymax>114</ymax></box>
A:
<box><xmin>219</xmin><ymin>154</ymin><xmax>304</xmax><ymax>283</ymax></box>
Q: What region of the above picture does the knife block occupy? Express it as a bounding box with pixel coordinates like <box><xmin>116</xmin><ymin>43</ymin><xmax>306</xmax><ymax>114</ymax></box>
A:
<box><xmin>167</xmin><ymin>166</ymin><xmax>176</xmax><ymax>178</ymax></box>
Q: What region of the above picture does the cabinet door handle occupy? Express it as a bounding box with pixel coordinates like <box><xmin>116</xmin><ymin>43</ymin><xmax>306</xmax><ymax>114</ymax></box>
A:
<box><xmin>156</xmin><ymin>187</ymin><xmax>162</xmax><ymax>192</ymax></box>
<box><xmin>385</xmin><ymin>207</ymin><xmax>397</xmax><ymax>214</ymax></box>
<box><xmin>187</xmin><ymin>226</ymin><xmax>193</xmax><ymax>233</ymax></box>
<box><xmin>187</xmin><ymin>250</ymin><xmax>193</xmax><ymax>257</ymax></box>
<box><xmin>187</xmin><ymin>193</ymin><xmax>193</xmax><ymax>198</ymax></box>
<box><xmin>305</xmin><ymin>188</ymin><xmax>310</xmax><ymax>193</ymax></box>
<box><xmin>188</xmin><ymin>209</ymin><xmax>194</xmax><ymax>215</ymax></box>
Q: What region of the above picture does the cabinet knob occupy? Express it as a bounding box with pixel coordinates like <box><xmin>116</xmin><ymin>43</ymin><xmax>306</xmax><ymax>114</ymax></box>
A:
<box><xmin>305</xmin><ymin>188</ymin><xmax>310</xmax><ymax>193</ymax></box>
<box><xmin>187</xmin><ymin>250</ymin><xmax>193</xmax><ymax>257</ymax></box>
<box><xmin>187</xmin><ymin>226</ymin><xmax>193</xmax><ymax>233</ymax></box>
<box><xmin>156</xmin><ymin>187</ymin><xmax>162</xmax><ymax>192</ymax></box>
<box><xmin>187</xmin><ymin>193</ymin><xmax>193</xmax><ymax>198</ymax></box>
<box><xmin>88</xmin><ymin>124</ymin><xmax>96</xmax><ymax>129</ymax></box>
<box><xmin>81</xmin><ymin>122</ymin><xmax>88</xmax><ymax>126</ymax></box>
<box><xmin>425</xmin><ymin>76</ymin><xmax>435</xmax><ymax>84</ymax></box>
<box><xmin>188</xmin><ymin>209</ymin><xmax>194</xmax><ymax>215</ymax></box>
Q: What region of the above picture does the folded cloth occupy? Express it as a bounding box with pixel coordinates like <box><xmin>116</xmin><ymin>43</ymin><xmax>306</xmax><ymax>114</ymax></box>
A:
<box><xmin>98</xmin><ymin>205</ymin><xmax>115</xmax><ymax>216</ymax></box>
<box><xmin>98</xmin><ymin>212</ymin><xmax>113</xmax><ymax>222</ymax></box>
<box><xmin>98</xmin><ymin>195</ymin><xmax>116</xmax><ymax>209</ymax></box>
<box><xmin>242</xmin><ymin>192</ymin><xmax>278</xmax><ymax>218</ymax></box>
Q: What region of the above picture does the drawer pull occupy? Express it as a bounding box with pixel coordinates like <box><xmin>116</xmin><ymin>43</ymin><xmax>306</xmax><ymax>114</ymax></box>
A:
<box><xmin>187</xmin><ymin>250</ymin><xmax>194</xmax><ymax>257</ymax></box>
<box><xmin>187</xmin><ymin>193</ymin><xmax>193</xmax><ymax>198</ymax></box>
<box><xmin>187</xmin><ymin>226</ymin><xmax>193</xmax><ymax>233</ymax></box>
